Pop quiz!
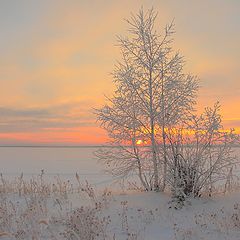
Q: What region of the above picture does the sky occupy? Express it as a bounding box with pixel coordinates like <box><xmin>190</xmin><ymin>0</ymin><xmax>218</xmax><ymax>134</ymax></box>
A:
<box><xmin>0</xmin><ymin>0</ymin><xmax>239</xmax><ymax>145</ymax></box>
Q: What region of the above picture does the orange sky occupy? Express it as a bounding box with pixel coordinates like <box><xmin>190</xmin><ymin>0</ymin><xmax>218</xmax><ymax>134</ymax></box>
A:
<box><xmin>0</xmin><ymin>0</ymin><xmax>239</xmax><ymax>145</ymax></box>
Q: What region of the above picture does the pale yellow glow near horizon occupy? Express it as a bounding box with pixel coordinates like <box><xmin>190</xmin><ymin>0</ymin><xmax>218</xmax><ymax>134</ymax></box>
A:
<box><xmin>0</xmin><ymin>0</ymin><xmax>239</xmax><ymax>144</ymax></box>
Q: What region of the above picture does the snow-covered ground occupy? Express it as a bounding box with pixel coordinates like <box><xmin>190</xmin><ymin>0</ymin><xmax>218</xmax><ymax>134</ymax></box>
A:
<box><xmin>0</xmin><ymin>172</ymin><xmax>240</xmax><ymax>240</ymax></box>
<box><xmin>0</xmin><ymin>147</ymin><xmax>240</xmax><ymax>239</ymax></box>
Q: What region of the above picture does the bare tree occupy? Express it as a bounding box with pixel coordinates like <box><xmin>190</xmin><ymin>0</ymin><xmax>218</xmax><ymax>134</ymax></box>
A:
<box><xmin>95</xmin><ymin>8</ymin><xmax>198</xmax><ymax>191</ymax></box>
<box><xmin>95</xmin><ymin>78</ymin><xmax>152</xmax><ymax>190</ymax></box>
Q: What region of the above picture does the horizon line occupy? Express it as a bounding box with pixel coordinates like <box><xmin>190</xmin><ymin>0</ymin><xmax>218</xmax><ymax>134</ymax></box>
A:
<box><xmin>0</xmin><ymin>145</ymin><xmax>109</xmax><ymax>148</ymax></box>
<box><xmin>0</xmin><ymin>144</ymin><xmax>240</xmax><ymax>148</ymax></box>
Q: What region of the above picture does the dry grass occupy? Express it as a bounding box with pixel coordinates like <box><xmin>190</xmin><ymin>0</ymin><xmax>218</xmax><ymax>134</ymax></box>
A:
<box><xmin>0</xmin><ymin>172</ymin><xmax>113</xmax><ymax>240</ymax></box>
<box><xmin>1</xmin><ymin>172</ymin><xmax>240</xmax><ymax>240</ymax></box>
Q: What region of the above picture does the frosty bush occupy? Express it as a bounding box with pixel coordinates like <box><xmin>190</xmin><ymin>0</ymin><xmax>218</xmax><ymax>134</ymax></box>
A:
<box><xmin>166</xmin><ymin>102</ymin><xmax>239</xmax><ymax>201</ymax></box>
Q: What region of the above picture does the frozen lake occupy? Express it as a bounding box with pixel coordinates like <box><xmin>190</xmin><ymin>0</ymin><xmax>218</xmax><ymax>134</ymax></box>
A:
<box><xmin>0</xmin><ymin>146</ymin><xmax>101</xmax><ymax>175</ymax></box>
<box><xmin>0</xmin><ymin>146</ymin><xmax>116</xmax><ymax>187</ymax></box>
<box><xmin>0</xmin><ymin>146</ymin><xmax>240</xmax><ymax>187</ymax></box>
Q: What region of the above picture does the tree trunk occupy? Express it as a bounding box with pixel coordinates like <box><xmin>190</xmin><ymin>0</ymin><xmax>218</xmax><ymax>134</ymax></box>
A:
<box><xmin>162</xmin><ymin>127</ymin><xmax>167</xmax><ymax>191</ymax></box>
<box><xmin>149</xmin><ymin>70</ymin><xmax>159</xmax><ymax>191</ymax></box>
<box><xmin>160</xmin><ymin>69</ymin><xmax>167</xmax><ymax>192</ymax></box>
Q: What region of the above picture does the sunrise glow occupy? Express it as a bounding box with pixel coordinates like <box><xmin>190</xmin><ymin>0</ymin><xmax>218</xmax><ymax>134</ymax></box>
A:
<box><xmin>0</xmin><ymin>1</ymin><xmax>239</xmax><ymax>145</ymax></box>
<box><xmin>136</xmin><ymin>140</ymin><xmax>143</xmax><ymax>145</ymax></box>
